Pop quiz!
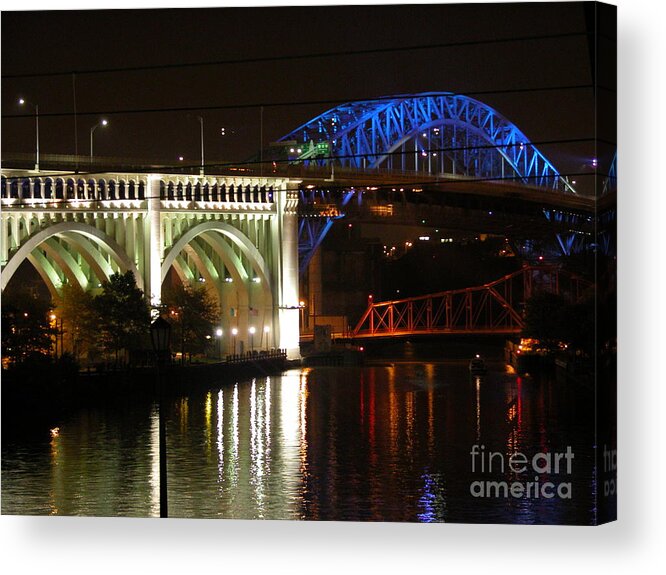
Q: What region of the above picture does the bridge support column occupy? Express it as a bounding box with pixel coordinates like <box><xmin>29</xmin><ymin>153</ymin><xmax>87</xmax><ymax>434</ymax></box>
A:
<box><xmin>308</xmin><ymin>247</ymin><xmax>323</xmax><ymax>332</ymax></box>
<box><xmin>278</xmin><ymin>183</ymin><xmax>301</xmax><ymax>359</ymax></box>
<box><xmin>147</xmin><ymin>175</ymin><xmax>162</xmax><ymax>309</ymax></box>
<box><xmin>1</xmin><ymin>216</ymin><xmax>8</xmax><ymax>266</ymax></box>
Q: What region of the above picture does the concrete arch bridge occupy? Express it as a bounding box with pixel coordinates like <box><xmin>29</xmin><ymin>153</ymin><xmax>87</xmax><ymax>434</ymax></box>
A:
<box><xmin>0</xmin><ymin>170</ymin><xmax>302</xmax><ymax>357</ymax></box>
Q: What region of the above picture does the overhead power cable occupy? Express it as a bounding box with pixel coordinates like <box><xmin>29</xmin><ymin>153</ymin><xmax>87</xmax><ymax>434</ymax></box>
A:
<box><xmin>0</xmin><ymin>170</ymin><xmax>605</xmax><ymax>206</ymax></box>
<box><xmin>2</xmin><ymin>84</ymin><xmax>599</xmax><ymax>121</ymax></box>
<box><xmin>0</xmin><ymin>136</ymin><xmax>609</xmax><ymax>182</ymax></box>
<box><xmin>2</xmin><ymin>31</ymin><xmax>591</xmax><ymax>80</ymax></box>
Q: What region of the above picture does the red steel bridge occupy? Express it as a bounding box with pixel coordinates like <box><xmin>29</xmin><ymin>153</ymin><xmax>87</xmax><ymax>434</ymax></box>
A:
<box><xmin>352</xmin><ymin>265</ymin><xmax>592</xmax><ymax>339</ymax></box>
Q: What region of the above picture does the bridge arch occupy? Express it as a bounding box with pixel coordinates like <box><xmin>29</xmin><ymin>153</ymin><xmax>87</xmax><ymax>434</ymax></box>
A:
<box><xmin>277</xmin><ymin>92</ymin><xmax>575</xmax><ymax>193</ymax></box>
<box><xmin>2</xmin><ymin>168</ymin><xmax>300</xmax><ymax>357</ymax></box>
<box><xmin>1</xmin><ymin>221</ymin><xmax>141</xmax><ymax>293</ymax></box>
<box><xmin>161</xmin><ymin>220</ymin><xmax>274</xmax><ymax>354</ymax></box>
<box><xmin>161</xmin><ymin>221</ymin><xmax>271</xmax><ymax>288</ymax></box>
<box><xmin>26</xmin><ymin>251</ymin><xmax>64</xmax><ymax>300</ymax></box>
<box><xmin>41</xmin><ymin>238</ymin><xmax>90</xmax><ymax>290</ymax></box>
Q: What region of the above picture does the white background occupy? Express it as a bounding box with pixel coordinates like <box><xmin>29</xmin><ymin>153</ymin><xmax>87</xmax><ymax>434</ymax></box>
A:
<box><xmin>1</xmin><ymin>1</ymin><xmax>664</xmax><ymax>573</ymax></box>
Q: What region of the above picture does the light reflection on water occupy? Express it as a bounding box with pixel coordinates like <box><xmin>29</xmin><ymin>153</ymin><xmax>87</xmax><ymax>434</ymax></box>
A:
<box><xmin>1</xmin><ymin>362</ymin><xmax>596</xmax><ymax>523</ymax></box>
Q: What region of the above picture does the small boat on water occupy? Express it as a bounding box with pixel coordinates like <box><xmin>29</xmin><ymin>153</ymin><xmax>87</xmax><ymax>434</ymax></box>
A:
<box><xmin>469</xmin><ymin>355</ymin><xmax>487</xmax><ymax>375</ymax></box>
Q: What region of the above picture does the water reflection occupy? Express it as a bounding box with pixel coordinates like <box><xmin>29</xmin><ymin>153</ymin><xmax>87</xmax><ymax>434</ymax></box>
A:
<box><xmin>2</xmin><ymin>361</ymin><xmax>596</xmax><ymax>524</ymax></box>
<box><xmin>149</xmin><ymin>407</ymin><xmax>160</xmax><ymax>517</ymax></box>
<box><xmin>418</xmin><ymin>472</ymin><xmax>446</xmax><ymax>523</ymax></box>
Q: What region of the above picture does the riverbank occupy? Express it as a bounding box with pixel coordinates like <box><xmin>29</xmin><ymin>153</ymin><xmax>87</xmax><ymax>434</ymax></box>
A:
<box><xmin>1</xmin><ymin>352</ymin><xmax>290</xmax><ymax>436</ymax></box>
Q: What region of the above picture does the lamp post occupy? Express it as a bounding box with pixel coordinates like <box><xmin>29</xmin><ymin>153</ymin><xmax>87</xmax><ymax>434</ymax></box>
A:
<box><xmin>150</xmin><ymin>316</ymin><xmax>171</xmax><ymax>519</ymax></box>
<box><xmin>263</xmin><ymin>325</ymin><xmax>270</xmax><ymax>350</ymax></box>
<box><xmin>198</xmin><ymin>116</ymin><xmax>204</xmax><ymax>177</ymax></box>
<box><xmin>249</xmin><ymin>326</ymin><xmax>256</xmax><ymax>352</ymax></box>
<box><xmin>188</xmin><ymin>115</ymin><xmax>205</xmax><ymax>176</ymax></box>
<box><xmin>18</xmin><ymin>98</ymin><xmax>39</xmax><ymax>171</ymax></box>
<box><xmin>90</xmin><ymin>119</ymin><xmax>108</xmax><ymax>166</ymax></box>
<box><xmin>231</xmin><ymin>327</ymin><xmax>238</xmax><ymax>355</ymax></box>
<box><xmin>215</xmin><ymin>328</ymin><xmax>223</xmax><ymax>359</ymax></box>
<box><xmin>50</xmin><ymin>313</ymin><xmax>57</xmax><ymax>357</ymax></box>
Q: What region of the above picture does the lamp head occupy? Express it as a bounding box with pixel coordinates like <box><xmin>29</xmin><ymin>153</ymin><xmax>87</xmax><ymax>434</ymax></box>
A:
<box><xmin>150</xmin><ymin>316</ymin><xmax>172</xmax><ymax>352</ymax></box>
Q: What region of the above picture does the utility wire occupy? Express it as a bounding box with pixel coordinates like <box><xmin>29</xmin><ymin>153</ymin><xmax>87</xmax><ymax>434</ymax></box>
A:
<box><xmin>0</xmin><ymin>136</ymin><xmax>607</xmax><ymax>182</ymax></box>
<box><xmin>2</xmin><ymin>84</ymin><xmax>597</xmax><ymax>121</ymax></box>
<box><xmin>0</xmin><ymin>171</ymin><xmax>606</xmax><ymax>210</ymax></box>
<box><xmin>2</xmin><ymin>31</ymin><xmax>591</xmax><ymax>80</ymax></box>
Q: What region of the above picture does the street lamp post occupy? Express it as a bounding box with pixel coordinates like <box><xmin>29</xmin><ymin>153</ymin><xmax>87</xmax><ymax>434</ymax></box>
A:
<box><xmin>299</xmin><ymin>300</ymin><xmax>306</xmax><ymax>332</ymax></box>
<box><xmin>150</xmin><ymin>316</ymin><xmax>172</xmax><ymax>519</ymax></box>
<box><xmin>90</xmin><ymin>119</ymin><xmax>108</xmax><ymax>166</ymax></box>
<box><xmin>188</xmin><ymin>114</ymin><xmax>205</xmax><ymax>176</ymax></box>
<box><xmin>263</xmin><ymin>325</ymin><xmax>270</xmax><ymax>350</ymax></box>
<box><xmin>215</xmin><ymin>328</ymin><xmax>223</xmax><ymax>359</ymax></box>
<box><xmin>18</xmin><ymin>98</ymin><xmax>39</xmax><ymax>171</ymax></box>
<box><xmin>50</xmin><ymin>313</ymin><xmax>57</xmax><ymax>357</ymax></box>
<box><xmin>198</xmin><ymin>116</ymin><xmax>204</xmax><ymax>177</ymax></box>
<box><xmin>231</xmin><ymin>327</ymin><xmax>238</xmax><ymax>355</ymax></box>
<box><xmin>249</xmin><ymin>326</ymin><xmax>256</xmax><ymax>352</ymax></box>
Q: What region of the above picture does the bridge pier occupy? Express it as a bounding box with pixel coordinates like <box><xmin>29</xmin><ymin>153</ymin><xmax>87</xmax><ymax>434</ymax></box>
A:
<box><xmin>278</xmin><ymin>184</ymin><xmax>302</xmax><ymax>359</ymax></box>
<box><xmin>148</xmin><ymin>174</ymin><xmax>163</xmax><ymax>308</ymax></box>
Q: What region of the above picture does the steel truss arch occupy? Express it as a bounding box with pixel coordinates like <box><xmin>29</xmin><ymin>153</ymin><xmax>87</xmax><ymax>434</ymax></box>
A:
<box><xmin>353</xmin><ymin>265</ymin><xmax>592</xmax><ymax>338</ymax></box>
<box><xmin>279</xmin><ymin>92</ymin><xmax>575</xmax><ymax>193</ymax></box>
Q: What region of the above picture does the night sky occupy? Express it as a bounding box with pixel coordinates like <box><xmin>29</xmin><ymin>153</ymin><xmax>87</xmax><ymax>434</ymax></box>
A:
<box><xmin>2</xmin><ymin>3</ymin><xmax>602</xmax><ymax>192</ymax></box>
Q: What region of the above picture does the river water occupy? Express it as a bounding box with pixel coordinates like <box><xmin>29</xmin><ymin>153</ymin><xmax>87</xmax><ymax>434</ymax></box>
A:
<box><xmin>1</xmin><ymin>345</ymin><xmax>596</xmax><ymax>524</ymax></box>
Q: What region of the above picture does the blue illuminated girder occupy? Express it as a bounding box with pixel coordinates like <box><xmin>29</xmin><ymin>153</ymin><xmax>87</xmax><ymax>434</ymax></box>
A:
<box><xmin>298</xmin><ymin>218</ymin><xmax>336</xmax><ymax>273</ymax></box>
<box><xmin>279</xmin><ymin>92</ymin><xmax>576</xmax><ymax>194</ymax></box>
<box><xmin>542</xmin><ymin>208</ymin><xmax>593</xmax><ymax>256</ymax></box>
<box><xmin>298</xmin><ymin>190</ymin><xmax>355</xmax><ymax>275</ymax></box>
<box><xmin>603</xmin><ymin>152</ymin><xmax>617</xmax><ymax>196</ymax></box>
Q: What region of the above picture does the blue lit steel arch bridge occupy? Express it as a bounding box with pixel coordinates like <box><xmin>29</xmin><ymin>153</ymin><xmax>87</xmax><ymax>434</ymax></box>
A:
<box><xmin>270</xmin><ymin>92</ymin><xmax>581</xmax><ymax>273</ymax></box>
<box><xmin>277</xmin><ymin>92</ymin><xmax>576</xmax><ymax>193</ymax></box>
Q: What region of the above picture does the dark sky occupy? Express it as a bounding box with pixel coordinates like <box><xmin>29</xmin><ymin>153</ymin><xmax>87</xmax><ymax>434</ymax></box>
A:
<box><xmin>2</xmin><ymin>3</ymin><xmax>600</xmax><ymax>188</ymax></box>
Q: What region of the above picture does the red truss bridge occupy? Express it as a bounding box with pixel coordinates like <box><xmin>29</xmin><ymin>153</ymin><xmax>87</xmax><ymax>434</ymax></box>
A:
<box><xmin>352</xmin><ymin>265</ymin><xmax>592</xmax><ymax>338</ymax></box>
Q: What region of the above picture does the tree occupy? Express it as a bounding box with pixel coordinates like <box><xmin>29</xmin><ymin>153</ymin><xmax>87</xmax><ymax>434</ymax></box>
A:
<box><xmin>1</xmin><ymin>292</ymin><xmax>55</xmax><ymax>366</ymax></box>
<box><xmin>521</xmin><ymin>291</ymin><xmax>567</xmax><ymax>352</ymax></box>
<box><xmin>93</xmin><ymin>271</ymin><xmax>150</xmax><ymax>364</ymax></box>
<box><xmin>56</xmin><ymin>282</ymin><xmax>99</xmax><ymax>361</ymax></box>
<box><xmin>162</xmin><ymin>283</ymin><xmax>220</xmax><ymax>362</ymax></box>
<box><xmin>522</xmin><ymin>291</ymin><xmax>595</xmax><ymax>356</ymax></box>
<box><xmin>561</xmin><ymin>298</ymin><xmax>596</xmax><ymax>357</ymax></box>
